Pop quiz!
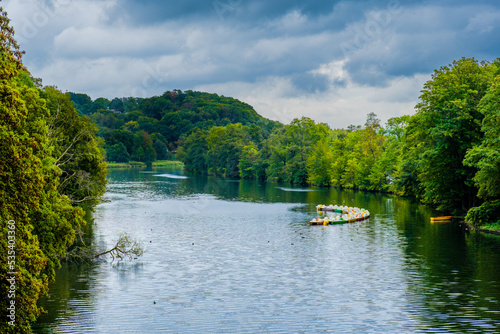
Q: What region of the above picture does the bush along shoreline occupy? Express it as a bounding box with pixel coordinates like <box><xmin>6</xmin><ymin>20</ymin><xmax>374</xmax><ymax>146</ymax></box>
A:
<box><xmin>106</xmin><ymin>160</ymin><xmax>184</xmax><ymax>169</ymax></box>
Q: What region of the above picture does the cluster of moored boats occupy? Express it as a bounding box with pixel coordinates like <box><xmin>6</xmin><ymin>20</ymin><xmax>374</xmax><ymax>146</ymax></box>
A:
<box><xmin>310</xmin><ymin>204</ymin><xmax>370</xmax><ymax>225</ymax></box>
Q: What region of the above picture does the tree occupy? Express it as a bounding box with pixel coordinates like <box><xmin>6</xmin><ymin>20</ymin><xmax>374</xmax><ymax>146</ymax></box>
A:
<box><xmin>239</xmin><ymin>145</ymin><xmax>261</xmax><ymax>179</ymax></box>
<box><xmin>42</xmin><ymin>86</ymin><xmax>107</xmax><ymax>206</ymax></box>
<box><xmin>132</xmin><ymin>130</ymin><xmax>156</xmax><ymax>164</ymax></box>
<box><xmin>180</xmin><ymin>128</ymin><xmax>209</xmax><ymax>174</ymax></box>
<box><xmin>107</xmin><ymin>142</ymin><xmax>130</xmax><ymax>163</ymax></box>
<box><xmin>0</xmin><ymin>9</ymin><xmax>84</xmax><ymax>333</ymax></box>
<box><xmin>93</xmin><ymin>233</ymin><xmax>144</xmax><ymax>261</ymax></box>
<box><xmin>265</xmin><ymin>128</ymin><xmax>288</xmax><ymax>182</ymax></box>
<box><xmin>329</xmin><ymin>129</ymin><xmax>348</xmax><ymax>186</ymax></box>
<box><xmin>89</xmin><ymin>97</ymin><xmax>110</xmax><ymax>114</ymax></box>
<box><xmin>372</xmin><ymin>116</ymin><xmax>409</xmax><ymax>193</ymax></box>
<box><xmin>307</xmin><ymin>138</ymin><xmax>334</xmax><ymax>186</ymax></box>
<box><xmin>109</xmin><ymin>97</ymin><xmax>125</xmax><ymax>113</ymax></box>
<box><xmin>404</xmin><ymin>58</ymin><xmax>493</xmax><ymax>213</ymax></box>
<box><xmin>464</xmin><ymin>72</ymin><xmax>500</xmax><ymax>225</ymax></box>
<box><xmin>102</xmin><ymin>129</ymin><xmax>134</xmax><ymax>156</ymax></box>
<box><xmin>464</xmin><ymin>73</ymin><xmax>500</xmax><ymax>200</ymax></box>
<box><xmin>69</xmin><ymin>92</ymin><xmax>92</xmax><ymax>114</ymax></box>
<box><xmin>206</xmin><ymin>124</ymin><xmax>253</xmax><ymax>178</ymax></box>
<box><xmin>153</xmin><ymin>138</ymin><xmax>168</xmax><ymax>160</ymax></box>
<box><xmin>266</xmin><ymin>117</ymin><xmax>329</xmax><ymax>184</ymax></box>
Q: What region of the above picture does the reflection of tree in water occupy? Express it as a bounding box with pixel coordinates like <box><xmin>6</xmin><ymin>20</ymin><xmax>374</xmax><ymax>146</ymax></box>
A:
<box><xmin>32</xmin><ymin>208</ymin><xmax>144</xmax><ymax>333</ymax></box>
<box><xmin>391</xmin><ymin>198</ymin><xmax>500</xmax><ymax>332</ymax></box>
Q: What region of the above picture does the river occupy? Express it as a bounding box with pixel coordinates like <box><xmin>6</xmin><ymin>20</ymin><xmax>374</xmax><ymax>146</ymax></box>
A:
<box><xmin>33</xmin><ymin>166</ymin><xmax>500</xmax><ymax>333</ymax></box>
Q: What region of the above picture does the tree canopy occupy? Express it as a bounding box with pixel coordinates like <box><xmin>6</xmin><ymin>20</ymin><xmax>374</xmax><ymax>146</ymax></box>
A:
<box><xmin>0</xmin><ymin>10</ymin><xmax>87</xmax><ymax>333</ymax></box>
<box><xmin>0</xmin><ymin>8</ymin><xmax>107</xmax><ymax>332</ymax></box>
<box><xmin>69</xmin><ymin>89</ymin><xmax>277</xmax><ymax>164</ymax></box>
<box><xmin>175</xmin><ymin>57</ymin><xmax>500</xmax><ymax>229</ymax></box>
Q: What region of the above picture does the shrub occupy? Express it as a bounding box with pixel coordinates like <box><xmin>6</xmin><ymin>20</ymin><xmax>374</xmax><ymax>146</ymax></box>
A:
<box><xmin>466</xmin><ymin>200</ymin><xmax>500</xmax><ymax>227</ymax></box>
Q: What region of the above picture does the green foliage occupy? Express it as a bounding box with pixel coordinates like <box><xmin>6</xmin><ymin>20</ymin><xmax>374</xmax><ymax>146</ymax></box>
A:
<box><xmin>107</xmin><ymin>142</ymin><xmax>130</xmax><ymax>163</ymax></box>
<box><xmin>69</xmin><ymin>89</ymin><xmax>275</xmax><ymax>165</ymax></box>
<box><xmin>307</xmin><ymin>138</ymin><xmax>334</xmax><ymax>186</ymax></box>
<box><xmin>109</xmin><ymin>97</ymin><xmax>125</xmax><ymax>112</ymax></box>
<box><xmin>312</xmin><ymin>114</ymin><xmax>389</xmax><ymax>191</ymax></box>
<box><xmin>132</xmin><ymin>131</ymin><xmax>157</xmax><ymax>164</ymax></box>
<box><xmin>69</xmin><ymin>92</ymin><xmax>92</xmax><ymax>114</ymax></box>
<box><xmin>464</xmin><ymin>74</ymin><xmax>500</xmax><ymax>200</ymax></box>
<box><xmin>0</xmin><ymin>9</ymin><xmax>84</xmax><ymax>332</ymax></box>
<box><xmin>179</xmin><ymin>128</ymin><xmax>209</xmax><ymax>174</ymax></box>
<box><xmin>465</xmin><ymin>200</ymin><xmax>500</xmax><ymax>227</ymax></box>
<box><xmin>153</xmin><ymin>137</ymin><xmax>169</xmax><ymax>160</ymax></box>
<box><xmin>42</xmin><ymin>87</ymin><xmax>108</xmax><ymax>206</ymax></box>
<box><xmin>239</xmin><ymin>145</ymin><xmax>262</xmax><ymax>179</ymax></box>
<box><xmin>403</xmin><ymin>58</ymin><xmax>493</xmax><ymax>214</ymax></box>
<box><xmin>206</xmin><ymin>124</ymin><xmax>253</xmax><ymax>178</ymax></box>
<box><xmin>264</xmin><ymin>117</ymin><xmax>328</xmax><ymax>184</ymax></box>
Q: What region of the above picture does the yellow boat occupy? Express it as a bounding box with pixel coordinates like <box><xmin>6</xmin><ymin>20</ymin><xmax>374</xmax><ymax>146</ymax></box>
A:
<box><xmin>430</xmin><ymin>216</ymin><xmax>453</xmax><ymax>223</ymax></box>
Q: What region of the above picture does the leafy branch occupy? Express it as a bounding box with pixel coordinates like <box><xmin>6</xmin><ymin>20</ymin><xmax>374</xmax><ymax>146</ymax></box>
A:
<box><xmin>64</xmin><ymin>232</ymin><xmax>144</xmax><ymax>262</ymax></box>
<box><xmin>94</xmin><ymin>233</ymin><xmax>144</xmax><ymax>261</ymax></box>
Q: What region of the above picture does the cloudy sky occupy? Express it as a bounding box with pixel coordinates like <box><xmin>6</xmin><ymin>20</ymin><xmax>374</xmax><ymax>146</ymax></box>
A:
<box><xmin>4</xmin><ymin>0</ymin><xmax>500</xmax><ymax>127</ymax></box>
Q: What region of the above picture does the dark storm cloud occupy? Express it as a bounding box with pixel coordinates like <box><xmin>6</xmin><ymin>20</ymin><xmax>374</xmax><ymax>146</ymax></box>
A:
<box><xmin>109</xmin><ymin>0</ymin><xmax>340</xmax><ymax>24</ymax></box>
<box><xmin>4</xmin><ymin>0</ymin><xmax>500</xmax><ymax>126</ymax></box>
<box><xmin>333</xmin><ymin>1</ymin><xmax>500</xmax><ymax>85</ymax></box>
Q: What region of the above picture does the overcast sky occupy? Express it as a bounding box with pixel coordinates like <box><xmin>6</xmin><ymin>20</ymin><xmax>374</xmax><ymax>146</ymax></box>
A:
<box><xmin>4</xmin><ymin>0</ymin><xmax>500</xmax><ymax>128</ymax></box>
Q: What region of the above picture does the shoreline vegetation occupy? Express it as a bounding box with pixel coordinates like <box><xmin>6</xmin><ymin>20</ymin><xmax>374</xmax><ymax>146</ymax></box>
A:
<box><xmin>117</xmin><ymin>159</ymin><xmax>500</xmax><ymax>235</ymax></box>
<box><xmin>1</xmin><ymin>4</ymin><xmax>499</xmax><ymax>331</ymax></box>
<box><xmin>73</xmin><ymin>58</ymin><xmax>500</xmax><ymax>232</ymax></box>
<box><xmin>468</xmin><ymin>222</ymin><xmax>500</xmax><ymax>235</ymax></box>
<box><xmin>106</xmin><ymin>160</ymin><xmax>184</xmax><ymax>169</ymax></box>
<box><xmin>1</xmin><ymin>9</ymin><xmax>107</xmax><ymax>333</ymax></box>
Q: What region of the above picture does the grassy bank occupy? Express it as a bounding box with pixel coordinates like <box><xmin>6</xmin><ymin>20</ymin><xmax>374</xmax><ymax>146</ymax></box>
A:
<box><xmin>106</xmin><ymin>160</ymin><xmax>184</xmax><ymax>169</ymax></box>
<box><xmin>480</xmin><ymin>222</ymin><xmax>500</xmax><ymax>233</ymax></box>
<box><xmin>466</xmin><ymin>221</ymin><xmax>500</xmax><ymax>236</ymax></box>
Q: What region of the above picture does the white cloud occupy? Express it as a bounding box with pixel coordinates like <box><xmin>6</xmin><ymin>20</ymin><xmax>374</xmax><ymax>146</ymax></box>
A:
<box><xmin>311</xmin><ymin>60</ymin><xmax>348</xmax><ymax>83</ymax></box>
<box><xmin>266</xmin><ymin>9</ymin><xmax>308</xmax><ymax>31</ymax></box>
<box><xmin>3</xmin><ymin>0</ymin><xmax>500</xmax><ymax>130</ymax></box>
<box><xmin>466</xmin><ymin>10</ymin><xmax>500</xmax><ymax>33</ymax></box>
<box><xmin>196</xmin><ymin>63</ymin><xmax>429</xmax><ymax>129</ymax></box>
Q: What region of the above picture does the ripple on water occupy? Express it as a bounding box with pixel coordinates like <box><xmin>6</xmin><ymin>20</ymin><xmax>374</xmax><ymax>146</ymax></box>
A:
<box><xmin>33</xmin><ymin>171</ymin><xmax>500</xmax><ymax>333</ymax></box>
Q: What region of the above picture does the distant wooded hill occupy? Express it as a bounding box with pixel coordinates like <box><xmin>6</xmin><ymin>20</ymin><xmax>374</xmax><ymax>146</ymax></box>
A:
<box><xmin>69</xmin><ymin>89</ymin><xmax>279</xmax><ymax>162</ymax></box>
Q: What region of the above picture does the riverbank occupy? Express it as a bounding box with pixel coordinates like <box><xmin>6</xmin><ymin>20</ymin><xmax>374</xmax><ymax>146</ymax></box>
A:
<box><xmin>466</xmin><ymin>221</ymin><xmax>500</xmax><ymax>236</ymax></box>
<box><xmin>106</xmin><ymin>160</ymin><xmax>184</xmax><ymax>169</ymax></box>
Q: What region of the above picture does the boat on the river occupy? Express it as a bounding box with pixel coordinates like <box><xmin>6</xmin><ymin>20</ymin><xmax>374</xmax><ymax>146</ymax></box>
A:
<box><xmin>311</xmin><ymin>205</ymin><xmax>370</xmax><ymax>225</ymax></box>
<box><xmin>430</xmin><ymin>216</ymin><xmax>453</xmax><ymax>223</ymax></box>
<box><xmin>316</xmin><ymin>204</ymin><xmax>348</xmax><ymax>213</ymax></box>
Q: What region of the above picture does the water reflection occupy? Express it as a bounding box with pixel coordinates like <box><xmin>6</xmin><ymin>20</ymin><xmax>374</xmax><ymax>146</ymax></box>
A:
<box><xmin>33</xmin><ymin>166</ymin><xmax>500</xmax><ymax>333</ymax></box>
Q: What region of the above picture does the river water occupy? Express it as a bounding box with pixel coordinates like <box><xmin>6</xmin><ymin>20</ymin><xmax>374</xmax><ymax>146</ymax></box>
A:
<box><xmin>33</xmin><ymin>166</ymin><xmax>500</xmax><ymax>333</ymax></box>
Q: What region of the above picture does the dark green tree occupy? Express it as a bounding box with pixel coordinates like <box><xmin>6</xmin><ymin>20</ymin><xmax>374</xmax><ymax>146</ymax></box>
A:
<box><xmin>0</xmin><ymin>9</ymin><xmax>84</xmax><ymax>332</ymax></box>
<box><xmin>89</xmin><ymin>97</ymin><xmax>110</xmax><ymax>114</ymax></box>
<box><xmin>206</xmin><ymin>124</ymin><xmax>253</xmax><ymax>178</ymax></box>
<box><xmin>109</xmin><ymin>97</ymin><xmax>125</xmax><ymax>112</ymax></box>
<box><xmin>178</xmin><ymin>128</ymin><xmax>209</xmax><ymax>174</ymax></box>
<box><xmin>42</xmin><ymin>86</ymin><xmax>108</xmax><ymax>206</ymax></box>
<box><xmin>107</xmin><ymin>142</ymin><xmax>130</xmax><ymax>163</ymax></box>
<box><xmin>132</xmin><ymin>130</ymin><xmax>156</xmax><ymax>164</ymax></box>
<box><xmin>69</xmin><ymin>92</ymin><xmax>92</xmax><ymax>114</ymax></box>
<box><xmin>464</xmin><ymin>72</ymin><xmax>500</xmax><ymax>226</ymax></box>
<box><xmin>404</xmin><ymin>58</ymin><xmax>494</xmax><ymax>213</ymax></box>
<box><xmin>239</xmin><ymin>145</ymin><xmax>261</xmax><ymax>179</ymax></box>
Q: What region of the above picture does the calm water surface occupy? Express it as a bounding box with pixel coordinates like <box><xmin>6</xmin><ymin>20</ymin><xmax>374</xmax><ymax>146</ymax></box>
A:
<box><xmin>34</xmin><ymin>166</ymin><xmax>500</xmax><ymax>333</ymax></box>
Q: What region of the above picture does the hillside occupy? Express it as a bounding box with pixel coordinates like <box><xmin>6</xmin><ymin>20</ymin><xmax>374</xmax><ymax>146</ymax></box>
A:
<box><xmin>69</xmin><ymin>89</ymin><xmax>279</xmax><ymax>162</ymax></box>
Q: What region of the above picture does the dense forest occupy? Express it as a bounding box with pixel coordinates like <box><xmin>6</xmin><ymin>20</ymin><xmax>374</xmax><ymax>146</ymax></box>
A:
<box><xmin>178</xmin><ymin>58</ymin><xmax>500</xmax><ymax>228</ymax></box>
<box><xmin>0</xmin><ymin>10</ymin><xmax>107</xmax><ymax>334</ymax></box>
<box><xmin>1</xmin><ymin>2</ymin><xmax>500</xmax><ymax>330</ymax></box>
<box><xmin>68</xmin><ymin>58</ymin><xmax>500</xmax><ymax>231</ymax></box>
<box><xmin>69</xmin><ymin>89</ymin><xmax>278</xmax><ymax>165</ymax></box>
